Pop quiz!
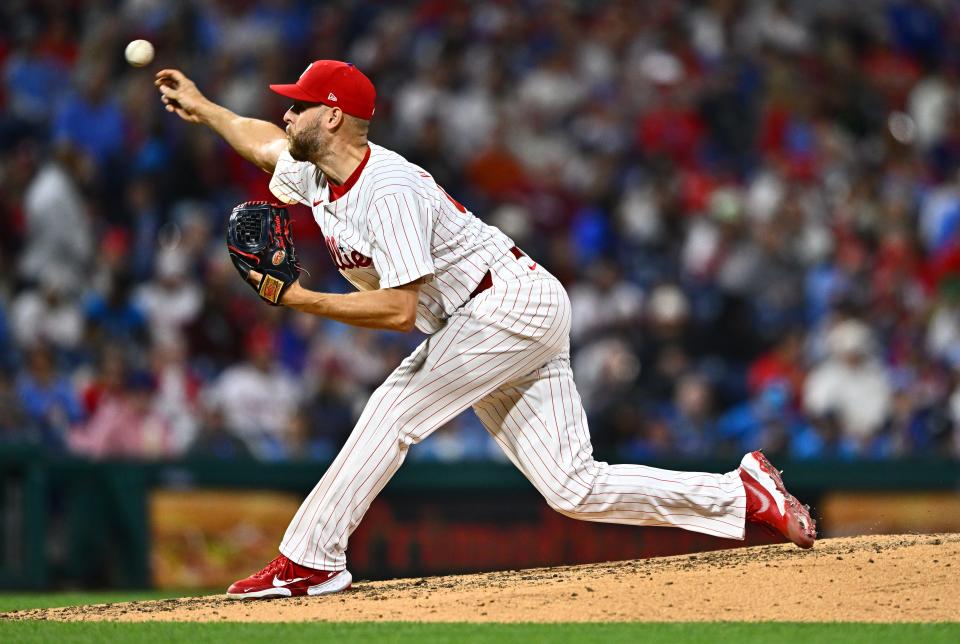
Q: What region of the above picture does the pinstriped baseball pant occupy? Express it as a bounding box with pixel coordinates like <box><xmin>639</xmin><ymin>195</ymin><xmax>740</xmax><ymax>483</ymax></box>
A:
<box><xmin>280</xmin><ymin>255</ymin><xmax>747</xmax><ymax>570</ymax></box>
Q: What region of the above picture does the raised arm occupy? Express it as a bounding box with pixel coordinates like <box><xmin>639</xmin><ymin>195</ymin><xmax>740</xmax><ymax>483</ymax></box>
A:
<box><xmin>155</xmin><ymin>69</ymin><xmax>287</xmax><ymax>173</ymax></box>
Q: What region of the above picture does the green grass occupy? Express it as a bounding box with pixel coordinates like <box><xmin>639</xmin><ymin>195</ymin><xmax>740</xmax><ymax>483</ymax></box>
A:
<box><xmin>0</xmin><ymin>622</ymin><xmax>957</xmax><ymax>644</ymax></box>
<box><xmin>0</xmin><ymin>595</ymin><xmax>957</xmax><ymax>643</ymax></box>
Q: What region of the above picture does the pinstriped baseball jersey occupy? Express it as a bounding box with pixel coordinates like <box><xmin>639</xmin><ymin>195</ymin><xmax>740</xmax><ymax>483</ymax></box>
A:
<box><xmin>266</xmin><ymin>140</ymin><xmax>748</xmax><ymax>573</ymax></box>
<box><xmin>269</xmin><ymin>143</ymin><xmax>515</xmax><ymax>333</ymax></box>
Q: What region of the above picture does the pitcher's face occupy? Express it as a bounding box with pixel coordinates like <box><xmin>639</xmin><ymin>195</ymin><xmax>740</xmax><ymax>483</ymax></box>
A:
<box><xmin>283</xmin><ymin>102</ymin><xmax>331</xmax><ymax>162</ymax></box>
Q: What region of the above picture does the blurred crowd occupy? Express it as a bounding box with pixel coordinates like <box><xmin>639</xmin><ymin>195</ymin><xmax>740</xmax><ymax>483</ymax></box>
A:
<box><xmin>2</xmin><ymin>0</ymin><xmax>960</xmax><ymax>463</ymax></box>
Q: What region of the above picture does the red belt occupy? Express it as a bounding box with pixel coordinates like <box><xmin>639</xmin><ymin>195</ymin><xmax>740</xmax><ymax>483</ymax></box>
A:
<box><xmin>469</xmin><ymin>246</ymin><xmax>524</xmax><ymax>300</ymax></box>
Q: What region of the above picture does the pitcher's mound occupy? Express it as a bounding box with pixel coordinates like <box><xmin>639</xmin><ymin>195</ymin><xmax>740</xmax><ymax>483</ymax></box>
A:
<box><xmin>4</xmin><ymin>533</ymin><xmax>957</xmax><ymax>623</ymax></box>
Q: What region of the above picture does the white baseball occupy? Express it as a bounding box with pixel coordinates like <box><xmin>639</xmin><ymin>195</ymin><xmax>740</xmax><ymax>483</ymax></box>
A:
<box><xmin>125</xmin><ymin>39</ymin><xmax>155</xmax><ymax>67</ymax></box>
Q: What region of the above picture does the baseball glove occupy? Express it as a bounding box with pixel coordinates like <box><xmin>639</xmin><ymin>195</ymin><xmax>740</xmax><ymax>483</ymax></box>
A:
<box><xmin>226</xmin><ymin>201</ymin><xmax>301</xmax><ymax>305</ymax></box>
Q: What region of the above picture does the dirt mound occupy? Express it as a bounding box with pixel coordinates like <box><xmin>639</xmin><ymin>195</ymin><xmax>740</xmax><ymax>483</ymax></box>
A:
<box><xmin>3</xmin><ymin>534</ymin><xmax>957</xmax><ymax>623</ymax></box>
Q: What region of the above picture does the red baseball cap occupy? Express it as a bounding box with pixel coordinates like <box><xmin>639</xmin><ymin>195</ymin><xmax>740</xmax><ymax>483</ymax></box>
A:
<box><xmin>269</xmin><ymin>60</ymin><xmax>376</xmax><ymax>120</ymax></box>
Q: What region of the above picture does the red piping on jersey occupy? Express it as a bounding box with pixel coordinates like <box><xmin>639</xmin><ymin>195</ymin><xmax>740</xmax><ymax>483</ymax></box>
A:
<box><xmin>328</xmin><ymin>145</ymin><xmax>371</xmax><ymax>202</ymax></box>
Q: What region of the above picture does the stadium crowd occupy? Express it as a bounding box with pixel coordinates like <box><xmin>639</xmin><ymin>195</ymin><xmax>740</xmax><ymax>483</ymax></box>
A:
<box><xmin>2</xmin><ymin>0</ymin><xmax>960</xmax><ymax>463</ymax></box>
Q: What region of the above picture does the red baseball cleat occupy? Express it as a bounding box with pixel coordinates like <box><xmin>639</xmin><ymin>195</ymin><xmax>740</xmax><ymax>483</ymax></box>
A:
<box><xmin>739</xmin><ymin>450</ymin><xmax>817</xmax><ymax>549</ymax></box>
<box><xmin>226</xmin><ymin>554</ymin><xmax>352</xmax><ymax>599</ymax></box>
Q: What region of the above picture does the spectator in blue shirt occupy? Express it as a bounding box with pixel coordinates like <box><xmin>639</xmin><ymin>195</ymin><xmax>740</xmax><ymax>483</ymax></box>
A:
<box><xmin>716</xmin><ymin>381</ymin><xmax>808</xmax><ymax>457</ymax></box>
<box><xmin>51</xmin><ymin>63</ymin><xmax>126</xmax><ymax>169</ymax></box>
<box><xmin>790</xmin><ymin>410</ymin><xmax>858</xmax><ymax>460</ymax></box>
<box><xmin>15</xmin><ymin>345</ymin><xmax>84</xmax><ymax>452</ymax></box>
<box><xmin>83</xmin><ymin>272</ymin><xmax>148</xmax><ymax>349</ymax></box>
<box><xmin>3</xmin><ymin>29</ymin><xmax>68</xmax><ymax>129</ymax></box>
<box><xmin>658</xmin><ymin>372</ymin><xmax>718</xmax><ymax>458</ymax></box>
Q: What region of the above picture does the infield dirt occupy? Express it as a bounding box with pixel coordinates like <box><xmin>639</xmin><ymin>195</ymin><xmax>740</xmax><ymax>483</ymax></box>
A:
<box><xmin>3</xmin><ymin>533</ymin><xmax>957</xmax><ymax>623</ymax></box>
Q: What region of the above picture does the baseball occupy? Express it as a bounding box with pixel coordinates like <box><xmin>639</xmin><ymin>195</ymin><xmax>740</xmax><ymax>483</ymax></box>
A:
<box><xmin>124</xmin><ymin>39</ymin><xmax>154</xmax><ymax>67</ymax></box>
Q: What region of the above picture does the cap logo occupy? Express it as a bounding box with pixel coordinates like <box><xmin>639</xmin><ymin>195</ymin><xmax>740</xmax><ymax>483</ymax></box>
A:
<box><xmin>327</xmin><ymin>92</ymin><xmax>338</xmax><ymax>102</ymax></box>
<box><xmin>299</xmin><ymin>63</ymin><xmax>313</xmax><ymax>80</ymax></box>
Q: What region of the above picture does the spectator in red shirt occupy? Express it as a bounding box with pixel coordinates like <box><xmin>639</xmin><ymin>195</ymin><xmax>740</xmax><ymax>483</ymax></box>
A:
<box><xmin>748</xmin><ymin>328</ymin><xmax>806</xmax><ymax>409</ymax></box>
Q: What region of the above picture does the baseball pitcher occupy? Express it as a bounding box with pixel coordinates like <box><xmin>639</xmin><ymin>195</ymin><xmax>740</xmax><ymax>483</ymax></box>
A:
<box><xmin>155</xmin><ymin>60</ymin><xmax>816</xmax><ymax>599</ymax></box>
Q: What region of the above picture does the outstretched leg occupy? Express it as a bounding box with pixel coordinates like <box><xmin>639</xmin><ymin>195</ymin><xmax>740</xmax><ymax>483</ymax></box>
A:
<box><xmin>473</xmin><ymin>353</ymin><xmax>748</xmax><ymax>540</ymax></box>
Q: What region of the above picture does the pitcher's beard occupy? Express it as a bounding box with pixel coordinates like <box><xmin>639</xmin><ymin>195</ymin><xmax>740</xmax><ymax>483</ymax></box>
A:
<box><xmin>287</xmin><ymin>129</ymin><xmax>325</xmax><ymax>163</ymax></box>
